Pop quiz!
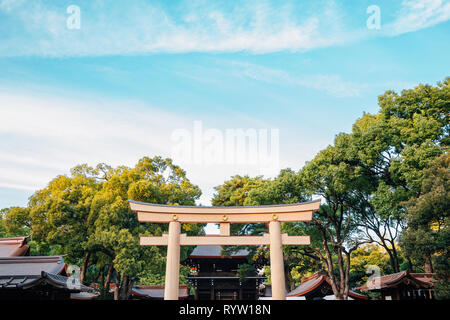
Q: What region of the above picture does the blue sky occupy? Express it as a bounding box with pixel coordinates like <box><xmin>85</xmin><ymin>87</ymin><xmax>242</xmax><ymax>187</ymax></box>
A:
<box><xmin>0</xmin><ymin>0</ymin><xmax>449</xmax><ymax>210</ymax></box>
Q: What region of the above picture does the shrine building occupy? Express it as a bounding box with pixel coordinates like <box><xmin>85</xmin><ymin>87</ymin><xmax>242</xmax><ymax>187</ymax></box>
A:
<box><xmin>184</xmin><ymin>245</ymin><xmax>265</xmax><ymax>300</ymax></box>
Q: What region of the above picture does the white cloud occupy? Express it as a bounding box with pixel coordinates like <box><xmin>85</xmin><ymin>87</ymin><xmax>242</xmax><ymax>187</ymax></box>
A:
<box><xmin>385</xmin><ymin>0</ymin><xmax>450</xmax><ymax>36</ymax></box>
<box><xmin>0</xmin><ymin>91</ymin><xmax>190</xmax><ymax>192</ymax></box>
<box><xmin>1</xmin><ymin>0</ymin><xmax>448</xmax><ymax>57</ymax></box>
<box><xmin>0</xmin><ymin>0</ymin><xmax>351</xmax><ymax>56</ymax></box>
<box><xmin>226</xmin><ymin>61</ymin><xmax>366</xmax><ymax>97</ymax></box>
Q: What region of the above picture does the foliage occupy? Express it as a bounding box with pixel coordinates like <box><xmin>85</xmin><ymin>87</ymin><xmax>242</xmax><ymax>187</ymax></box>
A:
<box><xmin>213</xmin><ymin>169</ymin><xmax>312</xmax><ymax>290</ymax></box>
<box><xmin>347</xmin><ymin>78</ymin><xmax>449</xmax><ymax>273</ymax></box>
<box><xmin>245</xmin><ymin>169</ymin><xmax>308</xmax><ymax>205</ymax></box>
<box><xmin>237</xmin><ymin>263</ymin><xmax>257</xmax><ymax>282</ymax></box>
<box><xmin>212</xmin><ymin>175</ymin><xmax>265</xmax><ymax>207</ymax></box>
<box><xmin>400</xmin><ymin>153</ymin><xmax>450</xmax><ymax>299</ymax></box>
<box><xmin>299</xmin><ymin>138</ymin><xmax>372</xmax><ymax>299</ymax></box>
<box><xmin>212</xmin><ymin>175</ymin><xmax>267</xmax><ymax>238</ymax></box>
<box><xmin>10</xmin><ymin>156</ymin><xmax>202</xmax><ymax>299</ymax></box>
<box><xmin>2</xmin><ymin>207</ymin><xmax>31</xmax><ymax>236</ymax></box>
<box><xmin>0</xmin><ymin>209</ymin><xmax>7</xmax><ymax>238</ymax></box>
<box><xmin>349</xmin><ymin>243</ymin><xmax>393</xmax><ymax>286</ymax></box>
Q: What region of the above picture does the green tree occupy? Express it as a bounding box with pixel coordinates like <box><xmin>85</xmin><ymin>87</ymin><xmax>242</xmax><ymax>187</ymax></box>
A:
<box><xmin>212</xmin><ymin>175</ymin><xmax>266</xmax><ymax>236</ymax></box>
<box><xmin>245</xmin><ymin>169</ymin><xmax>311</xmax><ymax>290</ymax></box>
<box><xmin>340</xmin><ymin>78</ymin><xmax>449</xmax><ymax>273</ymax></box>
<box><xmin>29</xmin><ymin>164</ymin><xmax>101</xmax><ymax>280</ymax></box>
<box><xmin>237</xmin><ymin>263</ymin><xmax>257</xmax><ymax>282</ymax></box>
<box><xmin>212</xmin><ymin>175</ymin><xmax>264</xmax><ymax>207</ymax></box>
<box><xmin>245</xmin><ymin>169</ymin><xmax>307</xmax><ymax>205</ymax></box>
<box><xmin>300</xmin><ymin>135</ymin><xmax>373</xmax><ymax>300</ymax></box>
<box><xmin>3</xmin><ymin>207</ymin><xmax>31</xmax><ymax>236</ymax></box>
<box><xmin>350</xmin><ymin>243</ymin><xmax>393</xmax><ymax>286</ymax></box>
<box><xmin>86</xmin><ymin>156</ymin><xmax>202</xmax><ymax>299</ymax></box>
<box><xmin>24</xmin><ymin>156</ymin><xmax>202</xmax><ymax>300</ymax></box>
<box><xmin>400</xmin><ymin>153</ymin><xmax>449</xmax><ymax>299</ymax></box>
<box><xmin>212</xmin><ymin>170</ymin><xmax>311</xmax><ymax>291</ymax></box>
<box><xmin>0</xmin><ymin>209</ymin><xmax>8</xmax><ymax>238</ymax></box>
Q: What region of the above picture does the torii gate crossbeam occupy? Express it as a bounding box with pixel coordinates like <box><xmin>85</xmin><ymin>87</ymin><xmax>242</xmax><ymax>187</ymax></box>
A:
<box><xmin>129</xmin><ymin>199</ymin><xmax>321</xmax><ymax>300</ymax></box>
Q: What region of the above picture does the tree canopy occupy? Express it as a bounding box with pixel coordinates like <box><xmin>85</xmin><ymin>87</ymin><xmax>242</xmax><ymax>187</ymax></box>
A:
<box><xmin>11</xmin><ymin>156</ymin><xmax>203</xmax><ymax>299</ymax></box>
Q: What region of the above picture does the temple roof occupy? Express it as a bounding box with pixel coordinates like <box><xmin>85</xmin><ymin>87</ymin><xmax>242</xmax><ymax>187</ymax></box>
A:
<box><xmin>0</xmin><ymin>255</ymin><xmax>66</xmax><ymax>276</ymax></box>
<box><xmin>132</xmin><ymin>285</ymin><xmax>189</xmax><ymax>299</ymax></box>
<box><xmin>359</xmin><ymin>271</ymin><xmax>435</xmax><ymax>291</ymax></box>
<box><xmin>287</xmin><ymin>272</ymin><xmax>369</xmax><ymax>300</ymax></box>
<box><xmin>0</xmin><ymin>236</ymin><xmax>30</xmax><ymax>257</ymax></box>
<box><xmin>105</xmin><ymin>284</ymin><xmax>189</xmax><ymax>299</ymax></box>
<box><xmin>287</xmin><ymin>274</ymin><xmax>328</xmax><ymax>297</ymax></box>
<box><xmin>0</xmin><ymin>270</ymin><xmax>96</xmax><ymax>293</ymax></box>
<box><xmin>189</xmin><ymin>245</ymin><xmax>249</xmax><ymax>258</ymax></box>
<box><xmin>0</xmin><ymin>255</ymin><xmax>95</xmax><ymax>293</ymax></box>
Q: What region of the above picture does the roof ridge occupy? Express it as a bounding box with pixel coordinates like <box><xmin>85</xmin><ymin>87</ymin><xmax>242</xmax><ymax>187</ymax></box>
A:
<box><xmin>300</xmin><ymin>272</ymin><xmax>321</xmax><ymax>283</ymax></box>
<box><xmin>0</xmin><ymin>255</ymin><xmax>65</xmax><ymax>263</ymax></box>
<box><xmin>0</xmin><ymin>236</ymin><xmax>29</xmax><ymax>245</ymax></box>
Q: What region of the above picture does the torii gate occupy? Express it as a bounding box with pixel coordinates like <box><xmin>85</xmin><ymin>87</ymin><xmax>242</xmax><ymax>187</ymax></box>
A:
<box><xmin>129</xmin><ymin>199</ymin><xmax>321</xmax><ymax>300</ymax></box>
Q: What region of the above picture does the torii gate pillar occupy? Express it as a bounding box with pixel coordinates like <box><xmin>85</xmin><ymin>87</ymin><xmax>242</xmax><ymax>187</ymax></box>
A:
<box><xmin>165</xmin><ymin>221</ymin><xmax>181</xmax><ymax>300</ymax></box>
<box><xmin>269</xmin><ymin>220</ymin><xmax>286</xmax><ymax>300</ymax></box>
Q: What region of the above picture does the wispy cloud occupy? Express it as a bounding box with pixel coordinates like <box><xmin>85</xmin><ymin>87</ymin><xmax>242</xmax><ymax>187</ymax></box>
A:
<box><xmin>0</xmin><ymin>0</ymin><xmax>352</xmax><ymax>56</ymax></box>
<box><xmin>384</xmin><ymin>0</ymin><xmax>450</xmax><ymax>36</ymax></box>
<box><xmin>0</xmin><ymin>0</ymin><xmax>449</xmax><ymax>57</ymax></box>
<box><xmin>0</xmin><ymin>91</ymin><xmax>189</xmax><ymax>191</ymax></box>
<box><xmin>226</xmin><ymin>61</ymin><xmax>366</xmax><ymax>97</ymax></box>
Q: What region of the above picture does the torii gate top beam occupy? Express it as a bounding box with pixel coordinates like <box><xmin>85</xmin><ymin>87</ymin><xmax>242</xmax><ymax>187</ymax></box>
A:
<box><xmin>129</xmin><ymin>199</ymin><xmax>320</xmax><ymax>223</ymax></box>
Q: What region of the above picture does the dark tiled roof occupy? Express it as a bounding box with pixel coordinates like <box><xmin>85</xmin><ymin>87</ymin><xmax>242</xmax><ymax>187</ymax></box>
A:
<box><xmin>70</xmin><ymin>292</ymin><xmax>100</xmax><ymax>300</ymax></box>
<box><xmin>104</xmin><ymin>284</ymin><xmax>189</xmax><ymax>299</ymax></box>
<box><xmin>132</xmin><ymin>285</ymin><xmax>189</xmax><ymax>299</ymax></box>
<box><xmin>359</xmin><ymin>271</ymin><xmax>435</xmax><ymax>291</ymax></box>
<box><xmin>287</xmin><ymin>274</ymin><xmax>328</xmax><ymax>297</ymax></box>
<box><xmin>189</xmin><ymin>245</ymin><xmax>249</xmax><ymax>258</ymax></box>
<box><xmin>0</xmin><ymin>255</ymin><xmax>66</xmax><ymax>276</ymax></box>
<box><xmin>287</xmin><ymin>273</ymin><xmax>369</xmax><ymax>300</ymax></box>
<box><xmin>0</xmin><ymin>237</ymin><xmax>30</xmax><ymax>257</ymax></box>
<box><xmin>0</xmin><ymin>255</ymin><xmax>95</xmax><ymax>293</ymax></box>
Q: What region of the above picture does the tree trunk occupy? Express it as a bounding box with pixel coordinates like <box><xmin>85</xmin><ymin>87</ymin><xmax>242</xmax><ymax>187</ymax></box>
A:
<box><xmin>341</xmin><ymin>251</ymin><xmax>351</xmax><ymax>300</ymax></box>
<box><xmin>114</xmin><ymin>272</ymin><xmax>120</xmax><ymax>300</ymax></box>
<box><xmin>119</xmin><ymin>274</ymin><xmax>127</xmax><ymax>300</ymax></box>
<box><xmin>381</xmin><ymin>242</ymin><xmax>400</xmax><ymax>273</ymax></box>
<box><xmin>92</xmin><ymin>269</ymin><xmax>101</xmax><ymax>288</ymax></box>
<box><xmin>126</xmin><ymin>277</ymin><xmax>134</xmax><ymax>300</ymax></box>
<box><xmin>285</xmin><ymin>264</ymin><xmax>295</xmax><ymax>291</ymax></box>
<box><xmin>323</xmin><ymin>244</ymin><xmax>342</xmax><ymax>299</ymax></box>
<box><xmin>104</xmin><ymin>264</ymin><xmax>113</xmax><ymax>290</ymax></box>
<box><xmin>423</xmin><ymin>254</ymin><xmax>433</xmax><ymax>273</ymax></box>
<box><xmin>80</xmin><ymin>251</ymin><xmax>91</xmax><ymax>284</ymax></box>
<box><xmin>119</xmin><ymin>274</ymin><xmax>132</xmax><ymax>300</ymax></box>
<box><xmin>336</xmin><ymin>247</ymin><xmax>347</xmax><ymax>299</ymax></box>
<box><xmin>390</xmin><ymin>243</ymin><xmax>400</xmax><ymax>273</ymax></box>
